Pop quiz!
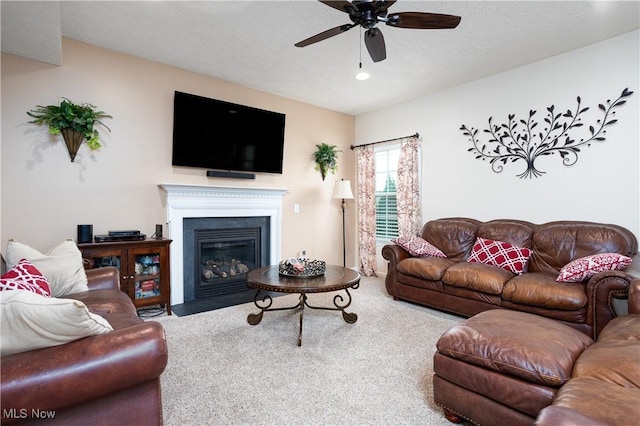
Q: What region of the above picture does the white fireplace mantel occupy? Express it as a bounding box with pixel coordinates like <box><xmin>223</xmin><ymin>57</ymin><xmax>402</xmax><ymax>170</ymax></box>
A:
<box><xmin>160</xmin><ymin>184</ymin><xmax>288</xmax><ymax>305</ymax></box>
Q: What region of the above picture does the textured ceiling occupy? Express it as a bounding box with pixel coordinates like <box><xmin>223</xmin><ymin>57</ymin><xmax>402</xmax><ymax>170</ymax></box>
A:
<box><xmin>2</xmin><ymin>1</ymin><xmax>639</xmax><ymax>116</ymax></box>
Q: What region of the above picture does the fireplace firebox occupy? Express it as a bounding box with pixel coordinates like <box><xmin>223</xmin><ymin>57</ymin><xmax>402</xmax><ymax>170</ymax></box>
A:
<box><xmin>196</xmin><ymin>228</ymin><xmax>258</xmax><ymax>298</ymax></box>
<box><xmin>183</xmin><ymin>216</ymin><xmax>270</xmax><ymax>303</ymax></box>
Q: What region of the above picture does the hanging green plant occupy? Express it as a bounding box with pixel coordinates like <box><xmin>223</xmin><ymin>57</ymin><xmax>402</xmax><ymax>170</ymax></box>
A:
<box><xmin>27</xmin><ymin>98</ymin><xmax>112</xmax><ymax>162</ymax></box>
<box><xmin>312</xmin><ymin>143</ymin><xmax>341</xmax><ymax>181</ymax></box>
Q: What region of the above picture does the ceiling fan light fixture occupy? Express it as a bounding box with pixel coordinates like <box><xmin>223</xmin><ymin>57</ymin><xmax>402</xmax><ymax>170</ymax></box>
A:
<box><xmin>356</xmin><ymin>62</ymin><xmax>370</xmax><ymax>80</ymax></box>
<box><xmin>294</xmin><ymin>1</ymin><xmax>462</xmax><ymax>63</ymax></box>
<box><xmin>355</xmin><ymin>71</ymin><xmax>370</xmax><ymax>80</ymax></box>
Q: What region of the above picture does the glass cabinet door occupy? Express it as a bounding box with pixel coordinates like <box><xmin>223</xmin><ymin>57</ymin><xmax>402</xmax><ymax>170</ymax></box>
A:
<box><xmin>80</xmin><ymin>248</ymin><xmax>129</xmax><ymax>295</ymax></box>
<box><xmin>133</xmin><ymin>252</ymin><xmax>162</xmax><ymax>301</ymax></box>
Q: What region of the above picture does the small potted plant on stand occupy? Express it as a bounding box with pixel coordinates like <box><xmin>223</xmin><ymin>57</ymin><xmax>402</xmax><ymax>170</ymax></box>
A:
<box><xmin>312</xmin><ymin>143</ymin><xmax>341</xmax><ymax>181</ymax></box>
<box><xmin>27</xmin><ymin>98</ymin><xmax>112</xmax><ymax>162</ymax></box>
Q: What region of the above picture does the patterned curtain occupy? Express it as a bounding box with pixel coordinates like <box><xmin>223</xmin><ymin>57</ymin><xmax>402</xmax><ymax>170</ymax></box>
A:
<box><xmin>396</xmin><ymin>136</ymin><xmax>422</xmax><ymax>237</ymax></box>
<box><xmin>356</xmin><ymin>145</ymin><xmax>378</xmax><ymax>277</ymax></box>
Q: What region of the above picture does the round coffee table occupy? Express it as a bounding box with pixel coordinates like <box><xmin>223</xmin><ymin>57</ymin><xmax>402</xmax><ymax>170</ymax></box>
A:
<box><xmin>246</xmin><ymin>265</ymin><xmax>360</xmax><ymax>346</ymax></box>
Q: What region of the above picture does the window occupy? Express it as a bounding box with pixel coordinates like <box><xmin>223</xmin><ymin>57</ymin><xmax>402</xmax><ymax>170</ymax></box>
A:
<box><xmin>375</xmin><ymin>145</ymin><xmax>400</xmax><ymax>240</ymax></box>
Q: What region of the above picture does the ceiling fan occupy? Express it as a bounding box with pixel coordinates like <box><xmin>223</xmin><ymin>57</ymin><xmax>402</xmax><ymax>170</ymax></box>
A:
<box><xmin>295</xmin><ymin>0</ymin><xmax>461</xmax><ymax>62</ymax></box>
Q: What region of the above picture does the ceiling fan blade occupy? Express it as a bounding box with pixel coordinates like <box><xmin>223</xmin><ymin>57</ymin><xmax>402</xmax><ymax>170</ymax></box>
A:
<box><xmin>295</xmin><ymin>23</ymin><xmax>356</xmax><ymax>48</ymax></box>
<box><xmin>386</xmin><ymin>12</ymin><xmax>461</xmax><ymax>29</ymax></box>
<box><xmin>364</xmin><ymin>28</ymin><xmax>386</xmax><ymax>62</ymax></box>
<box><xmin>319</xmin><ymin>1</ymin><xmax>358</xmax><ymax>14</ymax></box>
<box><xmin>375</xmin><ymin>0</ymin><xmax>397</xmax><ymax>13</ymax></box>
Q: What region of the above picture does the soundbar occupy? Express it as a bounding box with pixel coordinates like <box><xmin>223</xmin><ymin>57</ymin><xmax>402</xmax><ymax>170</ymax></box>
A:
<box><xmin>206</xmin><ymin>170</ymin><xmax>256</xmax><ymax>179</ymax></box>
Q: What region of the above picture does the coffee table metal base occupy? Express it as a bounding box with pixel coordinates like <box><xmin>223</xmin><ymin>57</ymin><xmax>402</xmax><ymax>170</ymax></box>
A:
<box><xmin>247</xmin><ymin>284</ymin><xmax>359</xmax><ymax>346</ymax></box>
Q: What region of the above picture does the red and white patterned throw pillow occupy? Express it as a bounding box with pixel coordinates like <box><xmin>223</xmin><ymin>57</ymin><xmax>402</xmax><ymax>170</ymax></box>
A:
<box><xmin>1</xmin><ymin>258</ymin><xmax>52</xmax><ymax>297</ymax></box>
<box><xmin>392</xmin><ymin>236</ymin><xmax>446</xmax><ymax>258</ymax></box>
<box><xmin>467</xmin><ymin>237</ymin><xmax>531</xmax><ymax>275</ymax></box>
<box><xmin>556</xmin><ymin>253</ymin><xmax>632</xmax><ymax>283</ymax></box>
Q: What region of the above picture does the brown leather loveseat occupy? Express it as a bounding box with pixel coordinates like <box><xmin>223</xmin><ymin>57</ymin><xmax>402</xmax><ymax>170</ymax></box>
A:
<box><xmin>1</xmin><ymin>266</ymin><xmax>168</xmax><ymax>426</ymax></box>
<box><xmin>382</xmin><ymin>218</ymin><xmax>638</xmax><ymax>339</ymax></box>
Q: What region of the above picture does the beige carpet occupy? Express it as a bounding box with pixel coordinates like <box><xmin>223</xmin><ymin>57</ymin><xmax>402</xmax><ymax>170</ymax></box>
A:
<box><xmin>151</xmin><ymin>275</ymin><xmax>462</xmax><ymax>425</ymax></box>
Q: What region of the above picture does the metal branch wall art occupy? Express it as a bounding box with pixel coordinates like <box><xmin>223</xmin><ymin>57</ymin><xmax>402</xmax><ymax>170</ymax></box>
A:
<box><xmin>460</xmin><ymin>88</ymin><xmax>633</xmax><ymax>178</ymax></box>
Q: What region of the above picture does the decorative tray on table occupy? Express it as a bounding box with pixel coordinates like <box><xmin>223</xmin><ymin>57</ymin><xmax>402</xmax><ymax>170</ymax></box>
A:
<box><xmin>278</xmin><ymin>258</ymin><xmax>326</xmax><ymax>278</ymax></box>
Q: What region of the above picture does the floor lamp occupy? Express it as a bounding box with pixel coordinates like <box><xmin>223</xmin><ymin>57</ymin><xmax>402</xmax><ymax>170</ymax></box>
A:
<box><xmin>332</xmin><ymin>179</ymin><xmax>354</xmax><ymax>267</ymax></box>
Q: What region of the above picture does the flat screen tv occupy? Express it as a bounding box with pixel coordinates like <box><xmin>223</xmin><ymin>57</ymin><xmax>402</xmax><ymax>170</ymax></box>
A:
<box><xmin>172</xmin><ymin>91</ymin><xmax>285</xmax><ymax>175</ymax></box>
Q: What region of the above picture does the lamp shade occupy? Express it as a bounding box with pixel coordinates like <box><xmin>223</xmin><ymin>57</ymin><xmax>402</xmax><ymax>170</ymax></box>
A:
<box><xmin>332</xmin><ymin>179</ymin><xmax>354</xmax><ymax>200</ymax></box>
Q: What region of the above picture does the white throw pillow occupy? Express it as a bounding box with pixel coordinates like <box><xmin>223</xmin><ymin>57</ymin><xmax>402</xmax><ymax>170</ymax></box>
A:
<box><xmin>5</xmin><ymin>239</ymin><xmax>88</xmax><ymax>297</ymax></box>
<box><xmin>0</xmin><ymin>289</ymin><xmax>113</xmax><ymax>356</ymax></box>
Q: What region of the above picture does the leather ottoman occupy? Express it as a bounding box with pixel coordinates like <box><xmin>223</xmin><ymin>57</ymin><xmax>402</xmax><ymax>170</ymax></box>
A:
<box><xmin>433</xmin><ymin>309</ymin><xmax>594</xmax><ymax>425</ymax></box>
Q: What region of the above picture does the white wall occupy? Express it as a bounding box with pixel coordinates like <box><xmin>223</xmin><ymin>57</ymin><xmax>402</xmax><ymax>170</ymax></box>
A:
<box><xmin>356</xmin><ymin>31</ymin><xmax>640</xmax><ymax>271</ymax></box>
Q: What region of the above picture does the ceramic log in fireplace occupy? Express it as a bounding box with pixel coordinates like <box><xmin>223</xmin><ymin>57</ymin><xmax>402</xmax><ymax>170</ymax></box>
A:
<box><xmin>196</xmin><ymin>228</ymin><xmax>256</xmax><ymax>298</ymax></box>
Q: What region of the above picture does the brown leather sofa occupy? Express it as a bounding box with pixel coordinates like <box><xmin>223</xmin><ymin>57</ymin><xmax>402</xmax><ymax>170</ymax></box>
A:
<box><xmin>433</xmin><ymin>278</ymin><xmax>640</xmax><ymax>425</ymax></box>
<box><xmin>1</xmin><ymin>266</ymin><xmax>168</xmax><ymax>426</ymax></box>
<box><xmin>382</xmin><ymin>218</ymin><xmax>638</xmax><ymax>339</ymax></box>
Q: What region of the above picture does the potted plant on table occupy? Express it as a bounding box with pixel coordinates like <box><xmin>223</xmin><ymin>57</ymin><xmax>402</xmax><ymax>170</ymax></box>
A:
<box><xmin>312</xmin><ymin>143</ymin><xmax>341</xmax><ymax>181</ymax></box>
<box><xmin>27</xmin><ymin>98</ymin><xmax>112</xmax><ymax>162</ymax></box>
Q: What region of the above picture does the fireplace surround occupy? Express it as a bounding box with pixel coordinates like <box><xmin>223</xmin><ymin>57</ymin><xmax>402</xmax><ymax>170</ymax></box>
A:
<box><xmin>160</xmin><ymin>184</ymin><xmax>287</xmax><ymax>306</ymax></box>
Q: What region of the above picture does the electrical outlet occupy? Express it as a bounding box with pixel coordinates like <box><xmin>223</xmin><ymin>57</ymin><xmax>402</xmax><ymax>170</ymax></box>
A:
<box><xmin>294</xmin><ymin>203</ymin><xmax>300</xmax><ymax>213</ymax></box>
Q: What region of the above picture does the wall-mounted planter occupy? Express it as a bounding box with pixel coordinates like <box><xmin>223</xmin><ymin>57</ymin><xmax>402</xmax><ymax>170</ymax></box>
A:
<box><xmin>312</xmin><ymin>143</ymin><xmax>341</xmax><ymax>181</ymax></box>
<box><xmin>60</xmin><ymin>128</ymin><xmax>85</xmax><ymax>162</ymax></box>
<box><xmin>27</xmin><ymin>98</ymin><xmax>112</xmax><ymax>162</ymax></box>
